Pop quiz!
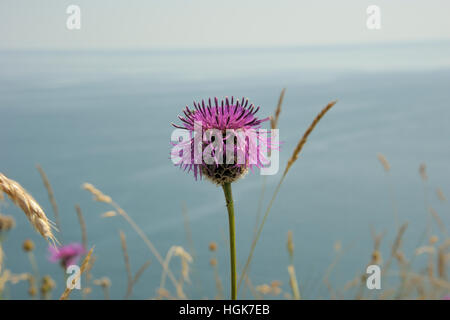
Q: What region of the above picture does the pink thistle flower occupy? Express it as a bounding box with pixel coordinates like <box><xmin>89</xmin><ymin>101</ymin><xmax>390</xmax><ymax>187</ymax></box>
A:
<box><xmin>171</xmin><ymin>97</ymin><xmax>277</xmax><ymax>184</ymax></box>
<box><xmin>48</xmin><ymin>243</ymin><xmax>86</xmax><ymax>268</ymax></box>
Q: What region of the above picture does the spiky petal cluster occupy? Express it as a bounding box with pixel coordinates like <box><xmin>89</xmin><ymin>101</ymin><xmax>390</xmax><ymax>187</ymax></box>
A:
<box><xmin>48</xmin><ymin>243</ymin><xmax>86</xmax><ymax>268</ymax></box>
<box><xmin>171</xmin><ymin>97</ymin><xmax>275</xmax><ymax>183</ymax></box>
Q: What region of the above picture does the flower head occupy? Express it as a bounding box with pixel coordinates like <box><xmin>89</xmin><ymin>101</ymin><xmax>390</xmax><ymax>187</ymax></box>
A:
<box><xmin>171</xmin><ymin>97</ymin><xmax>276</xmax><ymax>184</ymax></box>
<box><xmin>48</xmin><ymin>243</ymin><xmax>86</xmax><ymax>268</ymax></box>
<box><xmin>23</xmin><ymin>239</ymin><xmax>35</xmax><ymax>252</ymax></box>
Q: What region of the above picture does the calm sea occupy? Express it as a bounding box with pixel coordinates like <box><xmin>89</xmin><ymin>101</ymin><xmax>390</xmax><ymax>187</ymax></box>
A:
<box><xmin>1</xmin><ymin>42</ymin><xmax>450</xmax><ymax>299</ymax></box>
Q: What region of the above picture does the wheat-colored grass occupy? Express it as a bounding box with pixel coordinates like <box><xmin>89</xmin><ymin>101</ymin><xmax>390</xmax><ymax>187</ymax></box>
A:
<box><xmin>36</xmin><ymin>164</ymin><xmax>60</xmax><ymax>232</ymax></box>
<box><xmin>376</xmin><ymin>153</ymin><xmax>399</xmax><ymax>229</ymax></box>
<box><xmin>253</xmin><ymin>89</ymin><xmax>287</xmax><ymax>266</ymax></box>
<box><xmin>181</xmin><ymin>203</ymin><xmax>195</xmax><ymax>258</ymax></box>
<box><xmin>419</xmin><ymin>163</ymin><xmax>428</xmax><ymax>182</ymax></box>
<box><xmin>93</xmin><ymin>277</ymin><xmax>111</xmax><ymax>299</ymax></box>
<box><xmin>383</xmin><ymin>223</ymin><xmax>408</xmax><ymax>275</ymax></box>
<box><xmin>429</xmin><ymin>207</ymin><xmax>447</xmax><ymax>236</ymax></box>
<box><xmin>284</xmin><ymin>100</ymin><xmax>337</xmax><ymax>176</ymax></box>
<box><xmin>59</xmin><ymin>247</ymin><xmax>94</xmax><ymax>300</ymax></box>
<box><xmin>270</xmin><ymin>88</ymin><xmax>285</xmax><ymax>130</ymax></box>
<box><xmin>160</xmin><ymin>245</ymin><xmax>193</xmax><ymax>292</ymax></box>
<box><xmin>82</xmin><ymin>183</ymin><xmax>112</xmax><ymax>203</ymax></box>
<box><xmin>119</xmin><ymin>230</ymin><xmax>133</xmax><ymax>299</ymax></box>
<box><xmin>287</xmin><ymin>265</ymin><xmax>301</xmax><ymax>300</ymax></box>
<box><xmin>132</xmin><ymin>261</ymin><xmax>151</xmax><ymax>287</ymax></box>
<box><xmin>83</xmin><ymin>182</ymin><xmax>185</xmax><ymax>298</ymax></box>
<box><xmin>0</xmin><ymin>270</ymin><xmax>30</xmax><ymax>293</ymax></box>
<box><xmin>285</xmin><ymin>230</ymin><xmax>300</xmax><ymax>299</ymax></box>
<box><xmin>0</xmin><ymin>243</ymin><xmax>3</xmax><ymax>275</ymax></box>
<box><xmin>101</xmin><ymin>210</ymin><xmax>117</xmax><ymax>218</ymax></box>
<box><xmin>0</xmin><ymin>173</ymin><xmax>57</xmax><ymax>244</ymax></box>
<box><xmin>74</xmin><ymin>204</ymin><xmax>91</xmax><ymax>299</ymax></box>
<box><xmin>436</xmin><ymin>188</ymin><xmax>447</xmax><ymax>202</ymax></box>
<box><xmin>377</xmin><ymin>153</ymin><xmax>391</xmax><ymax>172</ymax></box>
<box><xmin>238</xmin><ymin>100</ymin><xmax>337</xmax><ymax>292</ymax></box>
<box><xmin>438</xmin><ymin>239</ymin><xmax>450</xmax><ymax>279</ymax></box>
<box><xmin>287</xmin><ymin>230</ymin><xmax>294</xmax><ymax>262</ymax></box>
<box><xmin>75</xmin><ymin>204</ymin><xmax>87</xmax><ymax>249</ymax></box>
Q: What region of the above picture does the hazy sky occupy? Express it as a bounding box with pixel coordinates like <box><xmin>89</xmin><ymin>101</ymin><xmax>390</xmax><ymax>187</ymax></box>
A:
<box><xmin>1</xmin><ymin>0</ymin><xmax>450</xmax><ymax>49</ymax></box>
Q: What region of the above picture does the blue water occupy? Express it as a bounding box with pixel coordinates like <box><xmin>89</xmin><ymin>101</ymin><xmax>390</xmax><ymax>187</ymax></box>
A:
<box><xmin>1</xmin><ymin>42</ymin><xmax>450</xmax><ymax>299</ymax></box>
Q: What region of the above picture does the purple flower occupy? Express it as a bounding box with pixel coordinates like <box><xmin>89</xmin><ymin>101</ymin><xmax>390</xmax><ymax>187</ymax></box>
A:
<box><xmin>171</xmin><ymin>97</ymin><xmax>277</xmax><ymax>184</ymax></box>
<box><xmin>48</xmin><ymin>243</ymin><xmax>86</xmax><ymax>268</ymax></box>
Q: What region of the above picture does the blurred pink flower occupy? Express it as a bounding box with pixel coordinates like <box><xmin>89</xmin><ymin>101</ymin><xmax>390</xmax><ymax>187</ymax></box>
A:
<box><xmin>48</xmin><ymin>243</ymin><xmax>86</xmax><ymax>268</ymax></box>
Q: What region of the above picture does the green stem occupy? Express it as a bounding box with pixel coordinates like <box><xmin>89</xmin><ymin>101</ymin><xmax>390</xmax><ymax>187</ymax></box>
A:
<box><xmin>222</xmin><ymin>182</ymin><xmax>237</xmax><ymax>300</ymax></box>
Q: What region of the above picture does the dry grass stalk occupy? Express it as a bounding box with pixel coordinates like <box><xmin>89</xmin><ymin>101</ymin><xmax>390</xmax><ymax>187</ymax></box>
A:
<box><xmin>208</xmin><ymin>243</ymin><xmax>224</xmax><ymax>299</ymax></box>
<box><xmin>322</xmin><ymin>241</ymin><xmax>346</xmax><ymax>299</ymax></box>
<box><xmin>102</xmin><ymin>210</ymin><xmax>117</xmax><ymax>218</ymax></box>
<box><xmin>376</xmin><ymin>153</ymin><xmax>399</xmax><ymax>228</ymax></box>
<box><xmin>175</xmin><ymin>247</ymin><xmax>193</xmax><ymax>284</ymax></box>
<box><xmin>430</xmin><ymin>276</ymin><xmax>450</xmax><ymax>290</ymax></box>
<box><xmin>242</xmin><ymin>273</ymin><xmax>259</xmax><ymax>299</ymax></box>
<box><xmin>80</xmin><ymin>253</ymin><xmax>96</xmax><ymax>300</ymax></box>
<box><xmin>334</xmin><ymin>240</ymin><xmax>342</xmax><ymax>253</ymax></box>
<box><xmin>356</xmin><ymin>229</ymin><xmax>385</xmax><ymax>299</ymax></box>
<box><xmin>40</xmin><ymin>274</ymin><xmax>56</xmax><ymax>299</ymax></box>
<box><xmin>59</xmin><ymin>247</ymin><xmax>94</xmax><ymax>300</ymax></box>
<box><xmin>0</xmin><ymin>243</ymin><xmax>3</xmax><ymax>275</ymax></box>
<box><xmin>415</xmin><ymin>246</ymin><xmax>434</xmax><ymax>256</ymax></box>
<box><xmin>418</xmin><ymin>163</ymin><xmax>432</xmax><ymax>241</ymax></box>
<box><xmin>249</xmin><ymin>90</ymin><xmax>287</xmax><ymax>295</ymax></box>
<box><xmin>419</xmin><ymin>163</ymin><xmax>428</xmax><ymax>182</ymax></box>
<box><xmin>287</xmin><ymin>265</ymin><xmax>301</xmax><ymax>300</ymax></box>
<box><xmin>0</xmin><ymin>270</ymin><xmax>30</xmax><ymax>293</ymax></box>
<box><xmin>437</xmin><ymin>239</ymin><xmax>450</xmax><ymax>279</ymax></box>
<box><xmin>132</xmin><ymin>260</ymin><xmax>151</xmax><ymax>287</ymax></box>
<box><xmin>0</xmin><ymin>173</ymin><xmax>57</xmax><ymax>243</ymax></box>
<box><xmin>160</xmin><ymin>245</ymin><xmax>193</xmax><ymax>297</ymax></box>
<box><xmin>119</xmin><ymin>230</ymin><xmax>133</xmax><ymax>299</ymax></box>
<box><xmin>93</xmin><ymin>277</ymin><xmax>111</xmax><ymax>299</ymax></box>
<box><xmin>26</xmin><ymin>249</ymin><xmax>40</xmax><ymax>282</ymax></box>
<box><xmin>436</xmin><ymin>188</ymin><xmax>447</xmax><ymax>202</ymax></box>
<box><xmin>287</xmin><ymin>230</ymin><xmax>294</xmax><ymax>262</ymax></box>
<box><xmin>212</xmin><ymin>263</ymin><xmax>224</xmax><ymax>299</ymax></box>
<box><xmin>75</xmin><ymin>205</ymin><xmax>87</xmax><ymax>249</ymax></box>
<box><xmin>82</xmin><ymin>183</ymin><xmax>112</xmax><ymax>203</ymax></box>
<box><xmin>182</xmin><ymin>203</ymin><xmax>195</xmax><ymax>258</ymax></box>
<box><xmin>377</xmin><ymin>153</ymin><xmax>391</xmax><ymax>172</ymax></box>
<box><xmin>155</xmin><ymin>287</ymin><xmax>174</xmax><ymax>300</ymax></box>
<box><xmin>383</xmin><ymin>223</ymin><xmax>408</xmax><ymax>274</ymax></box>
<box><xmin>0</xmin><ymin>189</ymin><xmax>4</xmax><ymax>202</ymax></box>
<box><xmin>238</xmin><ymin>100</ymin><xmax>338</xmax><ymax>292</ymax></box>
<box><xmin>123</xmin><ymin>256</ymin><xmax>151</xmax><ymax>300</ymax></box>
<box><xmin>270</xmin><ymin>88</ymin><xmax>286</xmax><ymax>130</ymax></box>
<box><xmin>379</xmin><ymin>288</ymin><xmax>397</xmax><ymax>299</ymax></box>
<box><xmin>429</xmin><ymin>207</ymin><xmax>447</xmax><ymax>235</ymax></box>
<box><xmin>284</xmin><ymin>100</ymin><xmax>337</xmax><ymax>176</ymax></box>
<box><xmin>83</xmin><ymin>182</ymin><xmax>184</xmax><ymax>298</ymax></box>
<box><xmin>415</xmin><ymin>246</ymin><xmax>436</xmax><ymax>280</ymax></box>
<box><xmin>36</xmin><ymin>164</ymin><xmax>60</xmax><ymax>232</ymax></box>
<box><xmin>27</xmin><ymin>274</ymin><xmax>37</xmax><ymax>298</ymax></box>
